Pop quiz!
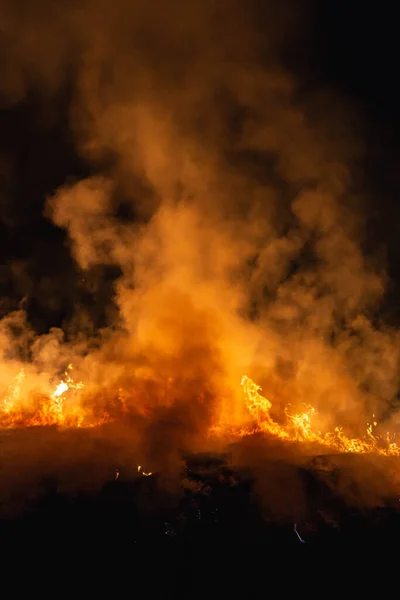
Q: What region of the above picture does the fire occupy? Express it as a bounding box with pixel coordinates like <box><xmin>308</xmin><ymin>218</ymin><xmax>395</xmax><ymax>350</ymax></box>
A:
<box><xmin>0</xmin><ymin>364</ymin><xmax>109</xmax><ymax>429</ymax></box>
<box><xmin>138</xmin><ymin>465</ymin><xmax>152</xmax><ymax>476</ymax></box>
<box><xmin>53</xmin><ymin>381</ymin><xmax>69</xmax><ymax>398</ymax></box>
<box><xmin>3</xmin><ymin>368</ymin><xmax>25</xmax><ymax>414</ymax></box>
<box><xmin>1</xmin><ymin>361</ymin><xmax>400</xmax><ymax>460</ymax></box>
<box><xmin>240</xmin><ymin>375</ymin><xmax>400</xmax><ymax>456</ymax></box>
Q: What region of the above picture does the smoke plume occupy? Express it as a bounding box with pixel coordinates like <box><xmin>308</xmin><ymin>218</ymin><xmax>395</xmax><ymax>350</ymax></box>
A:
<box><xmin>0</xmin><ymin>0</ymin><xmax>399</xmax><ymax>513</ymax></box>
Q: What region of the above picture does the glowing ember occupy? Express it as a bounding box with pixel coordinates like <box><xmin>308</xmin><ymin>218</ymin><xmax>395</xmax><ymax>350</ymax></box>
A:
<box><xmin>138</xmin><ymin>465</ymin><xmax>152</xmax><ymax>476</ymax></box>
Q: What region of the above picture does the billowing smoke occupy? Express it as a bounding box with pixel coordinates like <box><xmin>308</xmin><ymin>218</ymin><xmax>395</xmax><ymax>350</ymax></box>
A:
<box><xmin>1</xmin><ymin>0</ymin><xmax>399</xmax><ymax>513</ymax></box>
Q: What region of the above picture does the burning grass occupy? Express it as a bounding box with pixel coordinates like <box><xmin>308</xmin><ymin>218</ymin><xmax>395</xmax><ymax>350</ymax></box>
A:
<box><xmin>2</xmin><ymin>366</ymin><xmax>400</xmax><ymax>459</ymax></box>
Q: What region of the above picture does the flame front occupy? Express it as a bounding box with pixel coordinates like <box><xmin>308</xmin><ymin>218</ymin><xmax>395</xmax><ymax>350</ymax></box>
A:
<box><xmin>240</xmin><ymin>375</ymin><xmax>400</xmax><ymax>456</ymax></box>
<box><xmin>1</xmin><ymin>363</ymin><xmax>400</xmax><ymax>459</ymax></box>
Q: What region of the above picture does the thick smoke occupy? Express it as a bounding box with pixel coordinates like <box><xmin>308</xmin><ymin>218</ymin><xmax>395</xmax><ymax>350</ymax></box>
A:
<box><xmin>1</xmin><ymin>0</ymin><xmax>400</xmax><ymax>512</ymax></box>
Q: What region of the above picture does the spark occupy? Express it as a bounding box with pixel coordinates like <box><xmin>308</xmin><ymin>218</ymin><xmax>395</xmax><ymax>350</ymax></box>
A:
<box><xmin>294</xmin><ymin>523</ymin><xmax>305</xmax><ymax>544</ymax></box>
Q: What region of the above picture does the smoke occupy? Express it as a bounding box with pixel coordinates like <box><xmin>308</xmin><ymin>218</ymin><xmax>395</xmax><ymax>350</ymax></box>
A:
<box><xmin>1</xmin><ymin>0</ymin><xmax>400</xmax><ymax>512</ymax></box>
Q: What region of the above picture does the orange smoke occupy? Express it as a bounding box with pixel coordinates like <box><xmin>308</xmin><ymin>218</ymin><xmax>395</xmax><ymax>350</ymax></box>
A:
<box><xmin>0</xmin><ymin>0</ymin><xmax>399</xmax><ymax>485</ymax></box>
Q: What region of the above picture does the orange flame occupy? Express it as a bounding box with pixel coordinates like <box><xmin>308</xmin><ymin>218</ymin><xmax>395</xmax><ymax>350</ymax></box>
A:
<box><xmin>240</xmin><ymin>375</ymin><xmax>400</xmax><ymax>456</ymax></box>
<box><xmin>1</xmin><ymin>364</ymin><xmax>400</xmax><ymax>459</ymax></box>
<box><xmin>138</xmin><ymin>465</ymin><xmax>152</xmax><ymax>476</ymax></box>
<box><xmin>0</xmin><ymin>364</ymin><xmax>110</xmax><ymax>429</ymax></box>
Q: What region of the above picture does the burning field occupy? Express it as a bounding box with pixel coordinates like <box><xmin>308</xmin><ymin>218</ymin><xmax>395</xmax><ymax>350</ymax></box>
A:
<box><xmin>2</xmin><ymin>339</ymin><xmax>400</xmax><ymax>560</ymax></box>
<box><xmin>1</xmin><ymin>0</ymin><xmax>400</xmax><ymax>574</ymax></box>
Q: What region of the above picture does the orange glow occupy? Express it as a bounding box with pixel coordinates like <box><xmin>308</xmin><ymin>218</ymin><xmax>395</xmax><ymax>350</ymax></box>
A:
<box><xmin>1</xmin><ymin>362</ymin><xmax>399</xmax><ymax>459</ymax></box>
<box><xmin>138</xmin><ymin>465</ymin><xmax>152</xmax><ymax>476</ymax></box>
<box><xmin>239</xmin><ymin>375</ymin><xmax>400</xmax><ymax>456</ymax></box>
<box><xmin>0</xmin><ymin>364</ymin><xmax>110</xmax><ymax>429</ymax></box>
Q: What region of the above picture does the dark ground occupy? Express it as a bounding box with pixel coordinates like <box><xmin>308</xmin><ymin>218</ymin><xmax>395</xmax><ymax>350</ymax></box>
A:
<box><xmin>1</xmin><ymin>429</ymin><xmax>399</xmax><ymax>592</ymax></box>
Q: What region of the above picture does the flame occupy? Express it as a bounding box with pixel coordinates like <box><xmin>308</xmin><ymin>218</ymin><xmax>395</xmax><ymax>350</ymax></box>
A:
<box><xmin>0</xmin><ymin>364</ymin><xmax>109</xmax><ymax>429</ymax></box>
<box><xmin>1</xmin><ymin>361</ymin><xmax>400</xmax><ymax>459</ymax></box>
<box><xmin>3</xmin><ymin>368</ymin><xmax>25</xmax><ymax>414</ymax></box>
<box><xmin>240</xmin><ymin>375</ymin><xmax>400</xmax><ymax>456</ymax></box>
<box><xmin>138</xmin><ymin>465</ymin><xmax>152</xmax><ymax>476</ymax></box>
